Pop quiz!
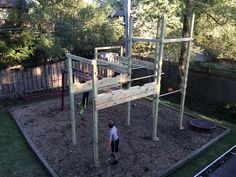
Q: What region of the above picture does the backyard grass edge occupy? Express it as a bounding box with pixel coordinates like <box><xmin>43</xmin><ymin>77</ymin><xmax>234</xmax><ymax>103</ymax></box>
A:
<box><xmin>157</xmin><ymin>102</ymin><xmax>231</xmax><ymax>177</ymax></box>
<box><xmin>8</xmin><ymin>108</ymin><xmax>59</xmax><ymax>177</ymax></box>
<box><xmin>7</xmin><ymin>98</ymin><xmax>230</xmax><ymax>177</ymax></box>
<box><xmin>193</xmin><ymin>144</ymin><xmax>236</xmax><ymax>177</ymax></box>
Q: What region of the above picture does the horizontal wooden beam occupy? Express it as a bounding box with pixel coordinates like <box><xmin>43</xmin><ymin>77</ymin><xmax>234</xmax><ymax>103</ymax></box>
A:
<box><xmin>66</xmin><ymin>53</ymin><xmax>93</xmax><ymax>65</ymax></box>
<box><xmin>131</xmin><ymin>37</ymin><xmax>158</xmax><ymax>43</ymax></box>
<box><xmin>163</xmin><ymin>38</ymin><xmax>193</xmax><ymax>43</ymax></box>
<box><xmin>159</xmin><ymin>89</ymin><xmax>182</xmax><ymax>97</ymax></box>
<box><xmin>72</xmin><ymin>74</ymin><xmax>129</xmax><ymax>94</ymax></box>
<box><xmin>96</xmin><ymin>82</ymin><xmax>157</xmax><ymax>110</ymax></box>
<box><xmin>95</xmin><ymin>46</ymin><xmax>122</xmax><ymax>50</ymax></box>
<box><xmin>131</xmin><ymin>37</ymin><xmax>193</xmax><ymax>44</ymax></box>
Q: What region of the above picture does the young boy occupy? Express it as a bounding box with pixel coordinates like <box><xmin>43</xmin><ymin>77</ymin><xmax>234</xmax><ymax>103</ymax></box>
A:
<box><xmin>107</xmin><ymin>120</ymin><xmax>119</xmax><ymax>165</ymax></box>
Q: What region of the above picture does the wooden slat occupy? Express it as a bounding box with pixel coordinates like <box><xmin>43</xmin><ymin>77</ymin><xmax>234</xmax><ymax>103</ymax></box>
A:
<box><xmin>38</xmin><ymin>67</ymin><xmax>43</xmax><ymax>90</ymax></box>
<box><xmin>16</xmin><ymin>70</ymin><xmax>23</xmax><ymax>95</ymax></box>
<box><xmin>72</xmin><ymin>74</ymin><xmax>129</xmax><ymax>94</ymax></box>
<box><xmin>96</xmin><ymin>82</ymin><xmax>158</xmax><ymax>110</ymax></box>
<box><xmin>56</xmin><ymin>62</ymin><xmax>60</xmax><ymax>88</ymax></box>
<box><xmin>32</xmin><ymin>67</ymin><xmax>38</xmax><ymax>91</ymax></box>
<box><xmin>120</xmin><ymin>56</ymin><xmax>155</xmax><ymax>70</ymax></box>
<box><xmin>7</xmin><ymin>69</ymin><xmax>13</xmax><ymax>96</ymax></box>
<box><xmin>12</xmin><ymin>71</ymin><xmax>17</xmax><ymax>95</ymax></box>
<box><xmin>22</xmin><ymin>70</ymin><xmax>26</xmax><ymax>94</ymax></box>
<box><xmin>37</xmin><ymin>67</ymin><xmax>43</xmax><ymax>90</ymax></box>
<box><xmin>58</xmin><ymin>62</ymin><xmax>63</xmax><ymax>88</ymax></box>
<box><xmin>58</xmin><ymin>62</ymin><xmax>63</xmax><ymax>87</ymax></box>
<box><xmin>47</xmin><ymin>64</ymin><xmax>53</xmax><ymax>89</ymax></box>
<box><xmin>1</xmin><ymin>70</ymin><xmax>6</xmax><ymax>97</ymax></box>
<box><xmin>0</xmin><ymin>70</ymin><xmax>3</xmax><ymax>97</ymax></box>
<box><xmin>51</xmin><ymin>63</ymin><xmax>56</xmax><ymax>88</ymax></box>
<box><xmin>29</xmin><ymin>68</ymin><xmax>35</xmax><ymax>92</ymax></box>
<box><xmin>41</xmin><ymin>65</ymin><xmax>47</xmax><ymax>90</ymax></box>
<box><xmin>97</xmin><ymin>59</ymin><xmax>128</xmax><ymax>73</ymax></box>
<box><xmin>55</xmin><ymin>62</ymin><xmax>60</xmax><ymax>88</ymax></box>
<box><xmin>26</xmin><ymin>69</ymin><xmax>30</xmax><ymax>93</ymax></box>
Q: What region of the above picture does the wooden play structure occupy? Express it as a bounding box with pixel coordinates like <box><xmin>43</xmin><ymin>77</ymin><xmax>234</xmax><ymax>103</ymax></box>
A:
<box><xmin>66</xmin><ymin>15</ymin><xmax>195</xmax><ymax>166</ymax></box>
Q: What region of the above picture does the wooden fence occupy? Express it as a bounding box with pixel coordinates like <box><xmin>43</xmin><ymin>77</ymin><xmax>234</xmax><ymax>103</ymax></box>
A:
<box><xmin>2</xmin><ymin>59</ymin><xmax>235</xmax><ymax>104</ymax></box>
<box><xmin>0</xmin><ymin>60</ymin><xmax>113</xmax><ymax>98</ymax></box>
<box><xmin>161</xmin><ymin>62</ymin><xmax>236</xmax><ymax>104</ymax></box>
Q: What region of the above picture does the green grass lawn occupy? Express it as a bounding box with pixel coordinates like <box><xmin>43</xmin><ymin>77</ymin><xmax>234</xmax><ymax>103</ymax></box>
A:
<box><xmin>169</xmin><ymin>112</ymin><xmax>236</xmax><ymax>177</ymax></box>
<box><xmin>160</xmin><ymin>98</ymin><xmax>236</xmax><ymax>177</ymax></box>
<box><xmin>0</xmin><ymin>110</ymin><xmax>50</xmax><ymax>177</ymax></box>
<box><xmin>0</xmin><ymin>98</ymin><xmax>50</xmax><ymax>177</ymax></box>
<box><xmin>0</xmin><ymin>97</ymin><xmax>235</xmax><ymax>177</ymax></box>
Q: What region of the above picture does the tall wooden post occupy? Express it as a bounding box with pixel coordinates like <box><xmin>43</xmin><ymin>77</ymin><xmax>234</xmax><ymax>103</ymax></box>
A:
<box><xmin>179</xmin><ymin>14</ymin><xmax>195</xmax><ymax>129</ymax></box>
<box><xmin>152</xmin><ymin>18</ymin><xmax>161</xmax><ymax>118</ymax></box>
<box><xmin>152</xmin><ymin>16</ymin><xmax>166</xmax><ymax>141</ymax></box>
<box><xmin>125</xmin><ymin>0</ymin><xmax>131</xmax><ymax>56</ymax></box>
<box><xmin>92</xmin><ymin>60</ymin><xmax>99</xmax><ymax>166</ymax></box>
<box><xmin>120</xmin><ymin>46</ymin><xmax>124</xmax><ymax>57</ymax></box>
<box><xmin>67</xmin><ymin>56</ymin><xmax>76</xmax><ymax>145</ymax></box>
<box><xmin>94</xmin><ymin>48</ymin><xmax>98</xmax><ymax>60</ymax></box>
<box><xmin>127</xmin><ymin>17</ymin><xmax>133</xmax><ymax>126</ymax></box>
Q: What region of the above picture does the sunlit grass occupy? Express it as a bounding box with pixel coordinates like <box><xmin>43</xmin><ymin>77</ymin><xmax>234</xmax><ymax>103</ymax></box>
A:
<box><xmin>0</xmin><ymin>110</ymin><xmax>50</xmax><ymax>177</ymax></box>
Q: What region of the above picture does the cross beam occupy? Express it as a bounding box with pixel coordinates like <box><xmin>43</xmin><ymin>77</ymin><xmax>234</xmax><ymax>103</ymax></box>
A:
<box><xmin>72</xmin><ymin>74</ymin><xmax>129</xmax><ymax>94</ymax></box>
<box><xmin>96</xmin><ymin>82</ymin><xmax>157</xmax><ymax>110</ymax></box>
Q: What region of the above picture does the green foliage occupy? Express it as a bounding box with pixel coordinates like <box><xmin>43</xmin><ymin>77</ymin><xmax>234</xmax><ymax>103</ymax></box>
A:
<box><xmin>0</xmin><ymin>0</ymin><xmax>122</xmax><ymax>68</ymax></box>
<box><xmin>132</xmin><ymin>0</ymin><xmax>182</xmax><ymax>57</ymax></box>
<box><xmin>193</xmin><ymin>0</ymin><xmax>236</xmax><ymax>59</ymax></box>
<box><xmin>0</xmin><ymin>0</ymin><xmax>235</xmax><ymax>68</ymax></box>
<box><xmin>130</xmin><ymin>0</ymin><xmax>236</xmax><ymax>60</ymax></box>
<box><xmin>191</xmin><ymin>59</ymin><xmax>236</xmax><ymax>72</ymax></box>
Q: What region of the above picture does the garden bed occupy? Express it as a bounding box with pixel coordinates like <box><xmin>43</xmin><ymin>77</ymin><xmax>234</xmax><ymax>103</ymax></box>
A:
<box><xmin>9</xmin><ymin>97</ymin><xmax>228</xmax><ymax>177</ymax></box>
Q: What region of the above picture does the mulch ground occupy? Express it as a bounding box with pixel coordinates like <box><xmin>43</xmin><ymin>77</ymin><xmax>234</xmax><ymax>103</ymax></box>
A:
<box><xmin>9</xmin><ymin>97</ymin><xmax>226</xmax><ymax>177</ymax></box>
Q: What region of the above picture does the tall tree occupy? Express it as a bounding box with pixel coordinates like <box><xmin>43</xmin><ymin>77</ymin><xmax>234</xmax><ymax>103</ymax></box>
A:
<box><xmin>179</xmin><ymin>0</ymin><xmax>193</xmax><ymax>79</ymax></box>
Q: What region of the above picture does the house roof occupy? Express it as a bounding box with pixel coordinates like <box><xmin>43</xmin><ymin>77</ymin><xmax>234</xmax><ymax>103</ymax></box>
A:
<box><xmin>0</xmin><ymin>0</ymin><xmax>39</xmax><ymax>8</ymax></box>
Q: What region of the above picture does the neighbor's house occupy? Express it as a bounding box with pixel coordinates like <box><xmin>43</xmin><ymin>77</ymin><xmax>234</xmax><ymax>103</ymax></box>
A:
<box><xmin>0</xmin><ymin>0</ymin><xmax>19</xmax><ymax>23</ymax></box>
<box><xmin>0</xmin><ymin>0</ymin><xmax>39</xmax><ymax>23</ymax></box>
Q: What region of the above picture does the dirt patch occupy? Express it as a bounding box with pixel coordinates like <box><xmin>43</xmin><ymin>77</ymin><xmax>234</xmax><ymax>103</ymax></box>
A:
<box><xmin>10</xmin><ymin>97</ymin><xmax>225</xmax><ymax>177</ymax></box>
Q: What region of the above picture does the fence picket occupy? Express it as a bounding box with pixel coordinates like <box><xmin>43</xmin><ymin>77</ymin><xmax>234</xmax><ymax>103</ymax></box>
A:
<box><xmin>0</xmin><ymin>70</ymin><xmax>4</xmax><ymax>97</ymax></box>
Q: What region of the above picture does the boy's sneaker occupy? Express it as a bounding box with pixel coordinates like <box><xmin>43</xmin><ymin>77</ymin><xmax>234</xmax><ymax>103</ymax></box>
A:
<box><xmin>79</xmin><ymin>108</ymin><xmax>84</xmax><ymax>115</ymax></box>
<box><xmin>77</xmin><ymin>102</ymin><xmax>81</xmax><ymax>109</ymax></box>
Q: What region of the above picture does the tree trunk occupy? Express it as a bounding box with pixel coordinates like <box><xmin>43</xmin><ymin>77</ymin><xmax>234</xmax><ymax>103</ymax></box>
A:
<box><xmin>179</xmin><ymin>0</ymin><xmax>193</xmax><ymax>82</ymax></box>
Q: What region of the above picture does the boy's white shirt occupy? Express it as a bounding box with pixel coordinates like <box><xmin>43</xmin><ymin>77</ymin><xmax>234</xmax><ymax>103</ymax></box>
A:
<box><xmin>109</xmin><ymin>126</ymin><xmax>119</xmax><ymax>141</ymax></box>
